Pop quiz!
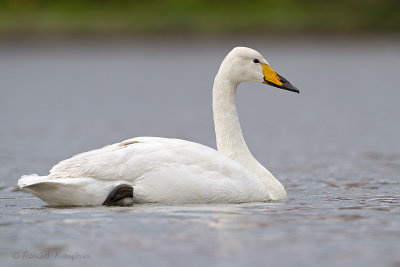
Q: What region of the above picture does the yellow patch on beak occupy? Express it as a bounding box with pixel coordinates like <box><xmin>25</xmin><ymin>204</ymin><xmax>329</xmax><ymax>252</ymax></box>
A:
<box><xmin>261</xmin><ymin>64</ymin><xmax>282</xmax><ymax>86</ymax></box>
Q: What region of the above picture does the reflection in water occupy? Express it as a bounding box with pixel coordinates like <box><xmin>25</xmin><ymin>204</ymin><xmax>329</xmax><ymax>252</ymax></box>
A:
<box><xmin>0</xmin><ymin>38</ymin><xmax>400</xmax><ymax>266</ymax></box>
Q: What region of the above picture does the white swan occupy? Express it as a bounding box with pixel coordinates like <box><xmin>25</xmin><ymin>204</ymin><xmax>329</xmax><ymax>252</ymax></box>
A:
<box><xmin>18</xmin><ymin>47</ymin><xmax>299</xmax><ymax>206</ymax></box>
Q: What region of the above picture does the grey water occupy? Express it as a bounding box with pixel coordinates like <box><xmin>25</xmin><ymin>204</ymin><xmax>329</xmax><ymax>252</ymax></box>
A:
<box><xmin>0</xmin><ymin>37</ymin><xmax>399</xmax><ymax>267</ymax></box>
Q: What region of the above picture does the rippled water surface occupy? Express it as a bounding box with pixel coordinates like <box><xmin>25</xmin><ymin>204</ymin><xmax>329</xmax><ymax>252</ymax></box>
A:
<box><xmin>0</xmin><ymin>38</ymin><xmax>399</xmax><ymax>266</ymax></box>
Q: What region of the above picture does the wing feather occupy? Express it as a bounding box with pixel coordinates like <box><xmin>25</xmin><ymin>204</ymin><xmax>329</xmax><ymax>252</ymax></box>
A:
<box><xmin>49</xmin><ymin>137</ymin><xmax>240</xmax><ymax>181</ymax></box>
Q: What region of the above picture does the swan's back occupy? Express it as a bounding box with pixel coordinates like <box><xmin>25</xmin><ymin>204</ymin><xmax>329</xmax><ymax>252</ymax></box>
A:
<box><xmin>50</xmin><ymin>137</ymin><xmax>240</xmax><ymax>180</ymax></box>
<box><xmin>32</xmin><ymin>137</ymin><xmax>268</xmax><ymax>204</ymax></box>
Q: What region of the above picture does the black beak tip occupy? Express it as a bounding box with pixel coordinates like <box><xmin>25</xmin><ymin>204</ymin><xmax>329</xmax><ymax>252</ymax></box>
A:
<box><xmin>276</xmin><ymin>73</ymin><xmax>300</xmax><ymax>94</ymax></box>
<box><xmin>264</xmin><ymin>77</ymin><xmax>300</xmax><ymax>94</ymax></box>
<box><xmin>285</xmin><ymin>86</ymin><xmax>300</xmax><ymax>94</ymax></box>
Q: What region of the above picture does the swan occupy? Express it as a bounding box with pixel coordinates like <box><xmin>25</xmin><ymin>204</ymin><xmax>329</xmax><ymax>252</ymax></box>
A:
<box><xmin>18</xmin><ymin>47</ymin><xmax>299</xmax><ymax>206</ymax></box>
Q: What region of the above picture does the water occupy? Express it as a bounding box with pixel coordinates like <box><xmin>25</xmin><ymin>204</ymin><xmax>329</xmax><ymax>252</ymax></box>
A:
<box><xmin>0</xmin><ymin>37</ymin><xmax>399</xmax><ymax>267</ymax></box>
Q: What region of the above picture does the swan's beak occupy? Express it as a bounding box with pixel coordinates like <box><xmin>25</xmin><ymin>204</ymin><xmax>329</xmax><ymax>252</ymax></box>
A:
<box><xmin>261</xmin><ymin>63</ymin><xmax>300</xmax><ymax>93</ymax></box>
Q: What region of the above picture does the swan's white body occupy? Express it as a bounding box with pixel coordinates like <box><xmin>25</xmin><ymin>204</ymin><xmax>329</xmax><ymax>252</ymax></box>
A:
<box><xmin>19</xmin><ymin>137</ymin><xmax>271</xmax><ymax>205</ymax></box>
<box><xmin>18</xmin><ymin>47</ymin><xmax>297</xmax><ymax>206</ymax></box>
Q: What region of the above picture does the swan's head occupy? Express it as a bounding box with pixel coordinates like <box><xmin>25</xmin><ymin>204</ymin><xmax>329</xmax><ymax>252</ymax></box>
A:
<box><xmin>219</xmin><ymin>47</ymin><xmax>299</xmax><ymax>93</ymax></box>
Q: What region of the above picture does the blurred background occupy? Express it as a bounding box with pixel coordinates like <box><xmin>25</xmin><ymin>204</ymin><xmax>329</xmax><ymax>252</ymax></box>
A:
<box><xmin>0</xmin><ymin>0</ymin><xmax>399</xmax><ymax>36</ymax></box>
<box><xmin>1</xmin><ymin>1</ymin><xmax>399</xmax><ymax>267</ymax></box>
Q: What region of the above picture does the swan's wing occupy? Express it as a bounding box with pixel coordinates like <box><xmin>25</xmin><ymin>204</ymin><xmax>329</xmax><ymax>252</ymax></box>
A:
<box><xmin>43</xmin><ymin>136</ymin><xmax>269</xmax><ymax>204</ymax></box>
<box><xmin>49</xmin><ymin>137</ymin><xmax>240</xmax><ymax>182</ymax></box>
<box><xmin>50</xmin><ymin>137</ymin><xmax>147</xmax><ymax>180</ymax></box>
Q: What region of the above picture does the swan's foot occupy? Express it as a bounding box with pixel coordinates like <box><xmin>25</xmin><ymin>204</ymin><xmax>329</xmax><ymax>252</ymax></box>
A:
<box><xmin>103</xmin><ymin>184</ymin><xmax>134</xmax><ymax>206</ymax></box>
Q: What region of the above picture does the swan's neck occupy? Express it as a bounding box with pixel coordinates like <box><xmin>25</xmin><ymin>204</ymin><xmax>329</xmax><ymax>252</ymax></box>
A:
<box><xmin>212</xmin><ymin>74</ymin><xmax>286</xmax><ymax>200</ymax></box>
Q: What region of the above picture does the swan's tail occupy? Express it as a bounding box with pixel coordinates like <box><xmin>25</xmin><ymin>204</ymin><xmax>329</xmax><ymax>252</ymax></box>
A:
<box><xmin>18</xmin><ymin>174</ymin><xmax>51</xmax><ymax>188</ymax></box>
<box><xmin>18</xmin><ymin>174</ymin><xmax>123</xmax><ymax>206</ymax></box>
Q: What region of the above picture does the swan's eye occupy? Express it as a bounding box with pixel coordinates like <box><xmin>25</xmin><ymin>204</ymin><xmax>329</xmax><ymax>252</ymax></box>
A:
<box><xmin>253</xmin><ymin>59</ymin><xmax>260</xmax><ymax>63</ymax></box>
